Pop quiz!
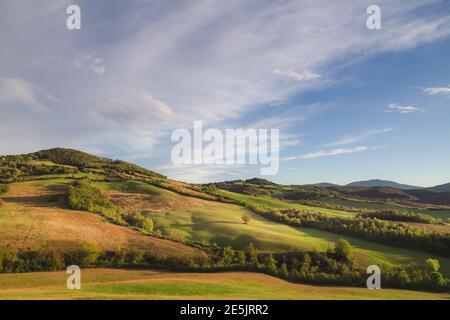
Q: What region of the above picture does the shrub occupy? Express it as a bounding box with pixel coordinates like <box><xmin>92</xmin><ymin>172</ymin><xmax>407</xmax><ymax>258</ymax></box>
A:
<box><xmin>333</xmin><ymin>239</ymin><xmax>353</xmax><ymax>262</ymax></box>
<box><xmin>242</xmin><ymin>214</ymin><xmax>251</xmax><ymax>224</ymax></box>
<box><xmin>123</xmin><ymin>211</ymin><xmax>153</xmax><ymax>233</ymax></box>
<box><xmin>74</xmin><ymin>241</ymin><xmax>101</xmax><ymax>267</ymax></box>
<box><xmin>0</xmin><ymin>184</ymin><xmax>9</xmax><ymax>195</ymax></box>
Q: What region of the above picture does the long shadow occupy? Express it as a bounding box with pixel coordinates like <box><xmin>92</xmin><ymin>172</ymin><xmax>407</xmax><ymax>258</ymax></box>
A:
<box><xmin>2</xmin><ymin>194</ymin><xmax>68</xmax><ymax>209</ymax></box>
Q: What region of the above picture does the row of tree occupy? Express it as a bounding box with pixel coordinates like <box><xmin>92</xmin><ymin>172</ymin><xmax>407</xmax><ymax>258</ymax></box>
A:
<box><xmin>357</xmin><ymin>209</ymin><xmax>439</xmax><ymax>224</ymax></box>
<box><xmin>242</xmin><ymin>205</ymin><xmax>450</xmax><ymax>257</ymax></box>
<box><xmin>1</xmin><ymin>240</ymin><xmax>448</xmax><ymax>291</ymax></box>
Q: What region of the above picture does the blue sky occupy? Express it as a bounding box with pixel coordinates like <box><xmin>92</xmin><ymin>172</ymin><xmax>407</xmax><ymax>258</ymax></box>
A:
<box><xmin>0</xmin><ymin>0</ymin><xmax>449</xmax><ymax>186</ymax></box>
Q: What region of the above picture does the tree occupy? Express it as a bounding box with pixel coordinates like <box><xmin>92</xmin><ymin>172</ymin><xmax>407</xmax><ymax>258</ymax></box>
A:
<box><xmin>77</xmin><ymin>240</ymin><xmax>100</xmax><ymax>267</ymax></box>
<box><xmin>334</xmin><ymin>239</ymin><xmax>353</xmax><ymax>261</ymax></box>
<box><xmin>223</xmin><ymin>247</ymin><xmax>235</xmax><ymax>266</ymax></box>
<box><xmin>247</xmin><ymin>243</ymin><xmax>259</xmax><ymax>267</ymax></box>
<box><xmin>279</xmin><ymin>263</ymin><xmax>289</xmax><ymax>278</ymax></box>
<box><xmin>425</xmin><ymin>258</ymin><xmax>440</xmax><ymax>273</ymax></box>
<box><xmin>242</xmin><ymin>214</ymin><xmax>251</xmax><ymax>225</ymax></box>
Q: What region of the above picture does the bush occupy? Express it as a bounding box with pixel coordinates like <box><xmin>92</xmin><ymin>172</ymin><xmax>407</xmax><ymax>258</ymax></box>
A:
<box><xmin>123</xmin><ymin>212</ymin><xmax>153</xmax><ymax>233</ymax></box>
<box><xmin>333</xmin><ymin>239</ymin><xmax>353</xmax><ymax>262</ymax></box>
<box><xmin>0</xmin><ymin>184</ymin><xmax>9</xmax><ymax>195</ymax></box>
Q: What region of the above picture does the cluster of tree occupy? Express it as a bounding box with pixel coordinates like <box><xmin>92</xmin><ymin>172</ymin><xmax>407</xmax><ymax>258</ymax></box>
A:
<box><xmin>241</xmin><ymin>205</ymin><xmax>450</xmax><ymax>257</ymax></box>
<box><xmin>0</xmin><ymin>184</ymin><xmax>9</xmax><ymax>195</ymax></box>
<box><xmin>105</xmin><ymin>160</ymin><xmax>165</xmax><ymax>179</ymax></box>
<box><xmin>123</xmin><ymin>211</ymin><xmax>154</xmax><ymax>233</ymax></box>
<box><xmin>32</xmin><ymin>148</ymin><xmax>106</xmax><ymax>168</ymax></box>
<box><xmin>0</xmin><ymin>157</ymin><xmax>77</xmax><ymax>183</ymax></box>
<box><xmin>2</xmin><ymin>240</ymin><xmax>447</xmax><ymax>292</ymax></box>
<box><xmin>66</xmin><ymin>180</ymin><xmax>154</xmax><ymax>233</ymax></box>
<box><xmin>297</xmin><ymin>199</ymin><xmax>376</xmax><ymax>214</ymax></box>
<box><xmin>358</xmin><ymin>209</ymin><xmax>439</xmax><ymax>224</ymax></box>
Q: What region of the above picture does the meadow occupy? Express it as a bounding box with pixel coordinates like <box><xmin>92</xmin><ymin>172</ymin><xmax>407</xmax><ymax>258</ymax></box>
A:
<box><xmin>0</xmin><ymin>268</ymin><xmax>448</xmax><ymax>300</ymax></box>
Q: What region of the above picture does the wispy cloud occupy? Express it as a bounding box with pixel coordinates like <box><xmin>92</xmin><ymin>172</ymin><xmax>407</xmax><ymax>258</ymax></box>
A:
<box><xmin>0</xmin><ymin>77</ymin><xmax>59</xmax><ymax>113</ymax></box>
<box><xmin>274</xmin><ymin>69</ymin><xmax>321</xmax><ymax>81</ymax></box>
<box><xmin>300</xmin><ymin>146</ymin><xmax>368</xmax><ymax>159</ymax></box>
<box><xmin>325</xmin><ymin>128</ymin><xmax>394</xmax><ymax>147</ymax></box>
<box><xmin>1</xmin><ymin>0</ymin><xmax>450</xmax><ymax>170</ymax></box>
<box><xmin>422</xmin><ymin>86</ymin><xmax>450</xmax><ymax>95</ymax></box>
<box><xmin>385</xmin><ymin>103</ymin><xmax>424</xmax><ymax>114</ymax></box>
<box><xmin>284</xmin><ymin>146</ymin><xmax>368</xmax><ymax>160</ymax></box>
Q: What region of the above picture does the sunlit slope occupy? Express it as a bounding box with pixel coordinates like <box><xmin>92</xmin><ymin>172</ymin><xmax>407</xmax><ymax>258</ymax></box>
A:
<box><xmin>0</xmin><ymin>180</ymin><xmax>204</xmax><ymax>258</ymax></box>
<box><xmin>215</xmin><ymin>190</ymin><xmax>356</xmax><ymax>217</ymax></box>
<box><xmin>0</xmin><ymin>269</ymin><xmax>448</xmax><ymax>300</ymax></box>
<box><xmin>2</xmin><ymin>177</ymin><xmax>449</xmax><ymax>276</ymax></box>
<box><xmin>148</xmin><ymin>198</ymin><xmax>450</xmax><ymax>275</ymax></box>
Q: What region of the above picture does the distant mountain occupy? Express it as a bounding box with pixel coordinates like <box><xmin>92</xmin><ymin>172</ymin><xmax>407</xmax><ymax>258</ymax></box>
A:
<box><xmin>428</xmin><ymin>183</ymin><xmax>450</xmax><ymax>192</ymax></box>
<box><xmin>310</xmin><ymin>182</ymin><xmax>339</xmax><ymax>188</ymax></box>
<box><xmin>346</xmin><ymin>179</ymin><xmax>423</xmax><ymax>190</ymax></box>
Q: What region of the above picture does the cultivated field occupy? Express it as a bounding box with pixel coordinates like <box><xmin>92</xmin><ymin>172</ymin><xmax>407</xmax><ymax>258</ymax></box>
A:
<box><xmin>0</xmin><ymin>268</ymin><xmax>448</xmax><ymax>300</ymax></box>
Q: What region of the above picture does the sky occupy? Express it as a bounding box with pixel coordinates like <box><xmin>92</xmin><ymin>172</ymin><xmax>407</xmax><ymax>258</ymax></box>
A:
<box><xmin>0</xmin><ymin>0</ymin><xmax>449</xmax><ymax>186</ymax></box>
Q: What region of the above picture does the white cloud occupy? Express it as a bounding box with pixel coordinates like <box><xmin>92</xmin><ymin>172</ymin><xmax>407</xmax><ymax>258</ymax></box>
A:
<box><xmin>0</xmin><ymin>77</ymin><xmax>59</xmax><ymax>113</ymax></box>
<box><xmin>423</xmin><ymin>86</ymin><xmax>450</xmax><ymax>95</ymax></box>
<box><xmin>274</xmin><ymin>69</ymin><xmax>321</xmax><ymax>81</ymax></box>
<box><xmin>1</xmin><ymin>0</ymin><xmax>449</xmax><ymax>167</ymax></box>
<box><xmin>298</xmin><ymin>146</ymin><xmax>368</xmax><ymax>160</ymax></box>
<box><xmin>326</xmin><ymin>128</ymin><xmax>394</xmax><ymax>147</ymax></box>
<box><xmin>385</xmin><ymin>103</ymin><xmax>424</xmax><ymax>114</ymax></box>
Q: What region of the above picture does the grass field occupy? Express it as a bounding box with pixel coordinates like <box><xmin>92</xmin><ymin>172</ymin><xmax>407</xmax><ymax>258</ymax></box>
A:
<box><xmin>150</xmin><ymin>200</ymin><xmax>450</xmax><ymax>275</ymax></box>
<box><xmin>0</xmin><ymin>268</ymin><xmax>448</xmax><ymax>300</ymax></box>
<box><xmin>215</xmin><ymin>190</ymin><xmax>356</xmax><ymax>217</ymax></box>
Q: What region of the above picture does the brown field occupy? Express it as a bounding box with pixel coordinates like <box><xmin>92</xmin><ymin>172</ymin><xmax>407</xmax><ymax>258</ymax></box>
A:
<box><xmin>0</xmin><ymin>268</ymin><xmax>448</xmax><ymax>300</ymax></box>
<box><xmin>107</xmin><ymin>189</ymin><xmax>214</xmax><ymax>215</ymax></box>
<box><xmin>0</xmin><ymin>182</ymin><xmax>205</xmax><ymax>258</ymax></box>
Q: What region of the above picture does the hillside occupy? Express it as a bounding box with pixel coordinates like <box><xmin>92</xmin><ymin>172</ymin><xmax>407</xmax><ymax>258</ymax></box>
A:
<box><xmin>429</xmin><ymin>183</ymin><xmax>450</xmax><ymax>193</ymax></box>
<box><xmin>0</xmin><ymin>148</ymin><xmax>449</xmax><ymax>298</ymax></box>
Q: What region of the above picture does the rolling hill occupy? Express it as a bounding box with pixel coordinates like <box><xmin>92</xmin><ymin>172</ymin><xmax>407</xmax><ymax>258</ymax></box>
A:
<box><xmin>0</xmin><ymin>148</ymin><xmax>449</xmax><ymax>299</ymax></box>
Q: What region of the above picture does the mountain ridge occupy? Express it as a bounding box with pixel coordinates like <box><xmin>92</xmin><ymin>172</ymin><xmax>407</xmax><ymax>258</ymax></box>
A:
<box><xmin>345</xmin><ymin>179</ymin><xmax>423</xmax><ymax>190</ymax></box>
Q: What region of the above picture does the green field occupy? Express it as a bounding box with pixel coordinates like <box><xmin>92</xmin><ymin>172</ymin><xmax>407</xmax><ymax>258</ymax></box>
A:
<box><xmin>0</xmin><ymin>269</ymin><xmax>447</xmax><ymax>300</ymax></box>
<box><xmin>150</xmin><ymin>200</ymin><xmax>450</xmax><ymax>275</ymax></box>
<box><xmin>216</xmin><ymin>190</ymin><xmax>356</xmax><ymax>217</ymax></box>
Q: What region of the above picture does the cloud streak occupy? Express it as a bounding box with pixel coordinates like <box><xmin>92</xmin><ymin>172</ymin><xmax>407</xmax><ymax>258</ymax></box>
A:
<box><xmin>385</xmin><ymin>103</ymin><xmax>424</xmax><ymax>114</ymax></box>
<box><xmin>274</xmin><ymin>69</ymin><xmax>321</xmax><ymax>81</ymax></box>
<box><xmin>423</xmin><ymin>86</ymin><xmax>450</xmax><ymax>95</ymax></box>
<box><xmin>0</xmin><ymin>77</ymin><xmax>59</xmax><ymax>113</ymax></box>
<box><xmin>299</xmin><ymin>146</ymin><xmax>369</xmax><ymax>159</ymax></box>
<box><xmin>325</xmin><ymin>128</ymin><xmax>394</xmax><ymax>147</ymax></box>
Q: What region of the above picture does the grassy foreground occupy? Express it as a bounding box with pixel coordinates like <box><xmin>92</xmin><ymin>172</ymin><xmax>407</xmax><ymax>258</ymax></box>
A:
<box><xmin>0</xmin><ymin>268</ymin><xmax>448</xmax><ymax>300</ymax></box>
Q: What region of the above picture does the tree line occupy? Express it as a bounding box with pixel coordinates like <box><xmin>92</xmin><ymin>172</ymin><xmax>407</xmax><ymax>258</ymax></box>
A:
<box><xmin>246</xmin><ymin>205</ymin><xmax>450</xmax><ymax>257</ymax></box>
<box><xmin>0</xmin><ymin>240</ymin><xmax>448</xmax><ymax>292</ymax></box>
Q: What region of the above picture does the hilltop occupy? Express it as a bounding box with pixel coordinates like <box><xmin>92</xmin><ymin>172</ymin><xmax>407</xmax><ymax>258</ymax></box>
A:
<box><xmin>346</xmin><ymin>179</ymin><xmax>423</xmax><ymax>190</ymax></box>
